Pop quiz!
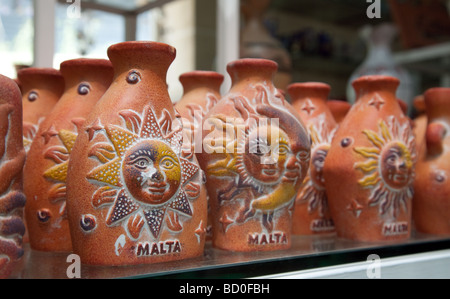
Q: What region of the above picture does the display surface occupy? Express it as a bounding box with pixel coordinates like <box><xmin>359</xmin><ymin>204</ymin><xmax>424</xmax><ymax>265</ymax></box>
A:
<box><xmin>14</xmin><ymin>232</ymin><xmax>450</xmax><ymax>279</ymax></box>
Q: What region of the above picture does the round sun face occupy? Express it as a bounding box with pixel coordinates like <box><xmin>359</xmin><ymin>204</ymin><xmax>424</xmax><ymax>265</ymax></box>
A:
<box><xmin>243</xmin><ymin>124</ymin><xmax>290</xmax><ymax>184</ymax></box>
<box><xmin>354</xmin><ymin>116</ymin><xmax>416</xmax><ymax>217</ymax></box>
<box><xmin>380</xmin><ymin>142</ymin><xmax>413</xmax><ymax>190</ymax></box>
<box><xmin>85</xmin><ymin>105</ymin><xmax>201</xmax><ymax>240</ymax></box>
<box><xmin>122</xmin><ymin>140</ymin><xmax>181</xmax><ymax>206</ymax></box>
<box><xmin>309</xmin><ymin>144</ymin><xmax>329</xmax><ymax>189</ymax></box>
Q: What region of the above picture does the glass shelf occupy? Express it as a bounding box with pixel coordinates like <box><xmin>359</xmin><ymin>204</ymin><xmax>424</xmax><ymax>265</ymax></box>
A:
<box><xmin>12</xmin><ymin>232</ymin><xmax>450</xmax><ymax>279</ymax></box>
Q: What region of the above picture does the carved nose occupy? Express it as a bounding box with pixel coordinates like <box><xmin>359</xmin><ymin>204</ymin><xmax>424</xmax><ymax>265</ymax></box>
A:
<box><xmin>150</xmin><ymin>171</ymin><xmax>163</xmax><ymax>182</ymax></box>
<box><xmin>396</xmin><ymin>160</ymin><xmax>406</xmax><ymax>170</ymax></box>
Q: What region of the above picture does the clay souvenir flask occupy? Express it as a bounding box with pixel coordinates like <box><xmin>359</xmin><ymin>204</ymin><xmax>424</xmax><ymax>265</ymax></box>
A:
<box><xmin>16</xmin><ymin>68</ymin><xmax>64</xmax><ymax>152</ymax></box>
<box><xmin>413</xmin><ymin>88</ymin><xmax>450</xmax><ymax>234</ymax></box>
<box><xmin>0</xmin><ymin>75</ymin><xmax>26</xmax><ymax>278</ymax></box>
<box><xmin>288</xmin><ymin>82</ymin><xmax>338</xmax><ymax>235</ymax></box>
<box><xmin>174</xmin><ymin>71</ymin><xmax>224</xmax><ymax>240</ymax></box>
<box><xmin>66</xmin><ymin>42</ymin><xmax>207</xmax><ymax>266</ymax></box>
<box><xmin>23</xmin><ymin>59</ymin><xmax>113</xmax><ymax>252</ymax></box>
<box><xmin>327</xmin><ymin>100</ymin><xmax>351</xmax><ymax>124</ymax></box>
<box><xmin>323</xmin><ymin>75</ymin><xmax>416</xmax><ymax>242</ymax></box>
<box><xmin>198</xmin><ymin>58</ymin><xmax>310</xmax><ymax>251</ymax></box>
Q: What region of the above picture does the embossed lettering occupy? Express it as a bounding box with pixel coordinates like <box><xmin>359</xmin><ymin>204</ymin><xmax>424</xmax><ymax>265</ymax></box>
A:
<box><xmin>136</xmin><ymin>240</ymin><xmax>182</xmax><ymax>257</ymax></box>
<box><xmin>382</xmin><ymin>222</ymin><xmax>408</xmax><ymax>236</ymax></box>
<box><xmin>310</xmin><ymin>219</ymin><xmax>335</xmax><ymax>232</ymax></box>
<box><xmin>247</xmin><ymin>232</ymin><xmax>288</xmax><ymax>245</ymax></box>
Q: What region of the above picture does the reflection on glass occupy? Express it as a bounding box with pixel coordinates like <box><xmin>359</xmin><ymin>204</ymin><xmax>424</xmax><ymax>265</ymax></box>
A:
<box><xmin>0</xmin><ymin>0</ymin><xmax>33</xmax><ymax>78</ymax></box>
<box><xmin>54</xmin><ymin>2</ymin><xmax>124</xmax><ymax>68</ymax></box>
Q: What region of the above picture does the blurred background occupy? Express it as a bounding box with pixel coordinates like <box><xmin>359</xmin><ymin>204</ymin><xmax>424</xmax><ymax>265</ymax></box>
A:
<box><xmin>1</xmin><ymin>0</ymin><xmax>449</xmax><ymax>115</ymax></box>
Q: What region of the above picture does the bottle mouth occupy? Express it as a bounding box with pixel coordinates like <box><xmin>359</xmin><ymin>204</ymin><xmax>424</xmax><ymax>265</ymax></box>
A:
<box><xmin>352</xmin><ymin>75</ymin><xmax>399</xmax><ymax>96</ymax></box>
<box><xmin>107</xmin><ymin>41</ymin><xmax>176</xmax><ymax>71</ymax></box>
<box><xmin>287</xmin><ymin>82</ymin><xmax>331</xmax><ymax>100</ymax></box>
<box><xmin>227</xmin><ymin>58</ymin><xmax>278</xmax><ymax>83</ymax></box>
<box><xmin>424</xmin><ymin>87</ymin><xmax>450</xmax><ymax>117</ymax></box>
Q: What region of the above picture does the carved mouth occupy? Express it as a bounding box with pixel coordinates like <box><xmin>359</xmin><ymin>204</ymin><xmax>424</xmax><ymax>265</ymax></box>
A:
<box><xmin>392</xmin><ymin>174</ymin><xmax>407</xmax><ymax>183</ymax></box>
<box><xmin>146</xmin><ymin>184</ymin><xmax>168</xmax><ymax>195</ymax></box>
<box><xmin>262</xmin><ymin>169</ymin><xmax>278</xmax><ymax>176</ymax></box>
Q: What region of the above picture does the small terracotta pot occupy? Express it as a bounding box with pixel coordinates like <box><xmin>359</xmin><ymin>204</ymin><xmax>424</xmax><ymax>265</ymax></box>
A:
<box><xmin>323</xmin><ymin>75</ymin><xmax>416</xmax><ymax>242</ymax></box>
<box><xmin>0</xmin><ymin>75</ymin><xmax>26</xmax><ymax>278</ymax></box>
<box><xmin>16</xmin><ymin>68</ymin><xmax>64</xmax><ymax>151</ymax></box>
<box><xmin>23</xmin><ymin>59</ymin><xmax>113</xmax><ymax>252</ymax></box>
<box><xmin>174</xmin><ymin>71</ymin><xmax>223</xmax><ymax>240</ymax></box>
<box><xmin>198</xmin><ymin>58</ymin><xmax>310</xmax><ymax>251</ymax></box>
<box><xmin>327</xmin><ymin>100</ymin><xmax>351</xmax><ymax>124</ymax></box>
<box><xmin>288</xmin><ymin>82</ymin><xmax>338</xmax><ymax>235</ymax></box>
<box><xmin>66</xmin><ymin>42</ymin><xmax>207</xmax><ymax>266</ymax></box>
<box><xmin>413</xmin><ymin>88</ymin><xmax>450</xmax><ymax>235</ymax></box>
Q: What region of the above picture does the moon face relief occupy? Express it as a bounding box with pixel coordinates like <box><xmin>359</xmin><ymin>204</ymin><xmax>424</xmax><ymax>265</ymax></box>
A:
<box><xmin>85</xmin><ymin>106</ymin><xmax>201</xmax><ymax>241</ymax></box>
<box><xmin>204</xmin><ymin>85</ymin><xmax>310</xmax><ymax>233</ymax></box>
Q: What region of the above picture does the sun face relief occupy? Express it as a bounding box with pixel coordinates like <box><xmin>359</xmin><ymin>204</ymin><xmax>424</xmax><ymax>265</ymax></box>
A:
<box><xmin>85</xmin><ymin>106</ymin><xmax>200</xmax><ymax>240</ymax></box>
<box><xmin>354</xmin><ymin>116</ymin><xmax>416</xmax><ymax>217</ymax></box>
<box><xmin>122</xmin><ymin>140</ymin><xmax>181</xmax><ymax>206</ymax></box>
<box><xmin>380</xmin><ymin>142</ymin><xmax>413</xmax><ymax>190</ymax></box>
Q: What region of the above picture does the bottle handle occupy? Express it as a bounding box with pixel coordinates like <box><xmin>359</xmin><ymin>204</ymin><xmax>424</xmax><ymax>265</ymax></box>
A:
<box><xmin>426</xmin><ymin>122</ymin><xmax>446</xmax><ymax>156</ymax></box>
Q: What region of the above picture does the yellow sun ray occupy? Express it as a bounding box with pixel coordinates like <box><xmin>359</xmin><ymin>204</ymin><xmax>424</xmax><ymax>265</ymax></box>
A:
<box><xmin>355</xmin><ymin>159</ymin><xmax>378</xmax><ymax>172</ymax></box>
<box><xmin>358</xmin><ymin>172</ymin><xmax>381</xmax><ymax>188</ymax></box>
<box><xmin>105</xmin><ymin>125</ymin><xmax>139</xmax><ymax>157</ymax></box>
<box><xmin>43</xmin><ymin>130</ymin><xmax>78</xmax><ymax>183</ymax></box>
<box><xmin>362</xmin><ymin>130</ymin><xmax>385</xmax><ymax>149</ymax></box>
<box><xmin>353</xmin><ymin>147</ymin><xmax>381</xmax><ymax>159</ymax></box>
<box><xmin>58</xmin><ymin>130</ymin><xmax>78</xmax><ymax>154</ymax></box>
<box><xmin>86</xmin><ymin>157</ymin><xmax>122</xmax><ymax>187</ymax></box>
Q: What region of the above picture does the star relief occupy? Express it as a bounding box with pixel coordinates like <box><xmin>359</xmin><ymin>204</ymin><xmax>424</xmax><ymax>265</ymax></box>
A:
<box><xmin>368</xmin><ymin>94</ymin><xmax>385</xmax><ymax>111</ymax></box>
<box><xmin>86</xmin><ymin>105</ymin><xmax>201</xmax><ymax>240</ymax></box>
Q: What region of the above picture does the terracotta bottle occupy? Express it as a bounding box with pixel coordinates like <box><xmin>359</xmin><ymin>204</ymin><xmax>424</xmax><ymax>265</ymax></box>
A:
<box><xmin>66</xmin><ymin>42</ymin><xmax>207</xmax><ymax>266</ymax></box>
<box><xmin>288</xmin><ymin>82</ymin><xmax>338</xmax><ymax>235</ymax></box>
<box><xmin>16</xmin><ymin>68</ymin><xmax>65</xmax><ymax>152</ymax></box>
<box><xmin>23</xmin><ymin>59</ymin><xmax>113</xmax><ymax>252</ymax></box>
<box><xmin>0</xmin><ymin>75</ymin><xmax>26</xmax><ymax>278</ymax></box>
<box><xmin>197</xmin><ymin>58</ymin><xmax>310</xmax><ymax>251</ymax></box>
<box><xmin>413</xmin><ymin>88</ymin><xmax>450</xmax><ymax>235</ymax></box>
<box><xmin>323</xmin><ymin>75</ymin><xmax>416</xmax><ymax>242</ymax></box>
<box><xmin>327</xmin><ymin>100</ymin><xmax>351</xmax><ymax>124</ymax></box>
<box><xmin>174</xmin><ymin>71</ymin><xmax>223</xmax><ymax>240</ymax></box>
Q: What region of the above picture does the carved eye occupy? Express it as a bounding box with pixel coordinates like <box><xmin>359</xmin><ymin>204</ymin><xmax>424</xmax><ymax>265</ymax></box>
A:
<box><xmin>341</xmin><ymin>137</ymin><xmax>353</xmax><ymax>148</ymax></box>
<box><xmin>28</xmin><ymin>91</ymin><xmax>38</xmax><ymax>102</ymax></box>
<box><xmin>78</xmin><ymin>82</ymin><xmax>91</xmax><ymax>95</ymax></box>
<box><xmin>434</xmin><ymin>171</ymin><xmax>446</xmax><ymax>183</ymax></box>
<box><xmin>126</xmin><ymin>70</ymin><xmax>141</xmax><ymax>84</ymax></box>
<box><xmin>250</xmin><ymin>138</ymin><xmax>270</xmax><ymax>156</ymax></box>
<box><xmin>160</xmin><ymin>156</ymin><xmax>177</xmax><ymax>170</ymax></box>
<box><xmin>133</xmin><ymin>157</ymin><xmax>150</xmax><ymax>170</ymax></box>
<box><xmin>37</xmin><ymin>209</ymin><xmax>51</xmax><ymax>223</ymax></box>
<box><xmin>80</xmin><ymin>214</ymin><xmax>96</xmax><ymax>232</ymax></box>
